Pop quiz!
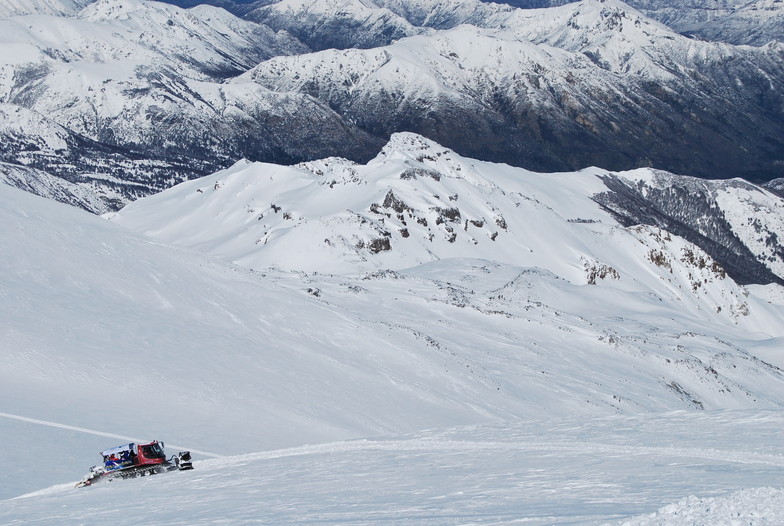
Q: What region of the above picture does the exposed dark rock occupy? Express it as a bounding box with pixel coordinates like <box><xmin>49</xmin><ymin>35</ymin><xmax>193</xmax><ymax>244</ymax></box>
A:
<box><xmin>368</xmin><ymin>237</ymin><xmax>392</xmax><ymax>253</ymax></box>
<box><xmin>593</xmin><ymin>174</ymin><xmax>784</xmax><ymax>286</ymax></box>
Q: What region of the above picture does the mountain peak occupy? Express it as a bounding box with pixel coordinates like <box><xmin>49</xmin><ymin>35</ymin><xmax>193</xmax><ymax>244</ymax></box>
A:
<box><xmin>108</xmin><ymin>134</ymin><xmax>782</xmax><ymax>318</ymax></box>
<box><xmin>377</xmin><ymin>132</ymin><xmax>452</xmax><ymax>162</ymax></box>
<box><xmin>503</xmin><ymin>0</ymin><xmax>682</xmax><ymax>75</ymax></box>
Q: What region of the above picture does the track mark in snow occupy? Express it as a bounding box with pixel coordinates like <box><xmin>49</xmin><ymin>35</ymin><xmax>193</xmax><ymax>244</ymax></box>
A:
<box><xmin>0</xmin><ymin>411</ymin><xmax>222</xmax><ymax>458</ymax></box>
<box><xmin>220</xmin><ymin>438</ymin><xmax>784</xmax><ymax>469</ymax></box>
<box><xmin>13</xmin><ymin>483</ymin><xmax>79</xmax><ymax>500</ymax></box>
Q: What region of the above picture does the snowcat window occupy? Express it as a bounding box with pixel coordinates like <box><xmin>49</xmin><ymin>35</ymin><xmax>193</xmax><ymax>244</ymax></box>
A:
<box><xmin>141</xmin><ymin>443</ymin><xmax>165</xmax><ymax>459</ymax></box>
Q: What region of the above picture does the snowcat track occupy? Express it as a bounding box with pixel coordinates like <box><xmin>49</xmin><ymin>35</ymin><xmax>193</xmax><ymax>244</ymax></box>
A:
<box><xmin>105</xmin><ymin>464</ymin><xmax>170</xmax><ymax>481</ymax></box>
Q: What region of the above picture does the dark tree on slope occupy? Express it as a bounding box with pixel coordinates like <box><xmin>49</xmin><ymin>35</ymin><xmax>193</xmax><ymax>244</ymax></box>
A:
<box><xmin>593</xmin><ymin>175</ymin><xmax>784</xmax><ymax>286</ymax></box>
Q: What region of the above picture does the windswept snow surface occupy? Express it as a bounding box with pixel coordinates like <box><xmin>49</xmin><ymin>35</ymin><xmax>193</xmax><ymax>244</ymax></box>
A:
<box><xmin>2</xmin><ymin>411</ymin><xmax>784</xmax><ymax>524</ymax></box>
<box><xmin>0</xmin><ymin>181</ymin><xmax>504</xmax><ymax>498</ymax></box>
<box><xmin>0</xmin><ymin>0</ymin><xmax>90</xmax><ymax>17</ymax></box>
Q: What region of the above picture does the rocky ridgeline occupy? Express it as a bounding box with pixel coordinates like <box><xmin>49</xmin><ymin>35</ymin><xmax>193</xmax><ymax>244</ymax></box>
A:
<box><xmin>1</xmin><ymin>0</ymin><xmax>784</xmax><ymax>216</ymax></box>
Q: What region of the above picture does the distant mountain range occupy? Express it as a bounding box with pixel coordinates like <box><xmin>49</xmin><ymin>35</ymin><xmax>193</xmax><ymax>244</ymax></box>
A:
<box><xmin>497</xmin><ymin>0</ymin><xmax>784</xmax><ymax>46</ymax></box>
<box><xmin>158</xmin><ymin>0</ymin><xmax>784</xmax><ymax>46</ymax></box>
<box><xmin>1</xmin><ymin>0</ymin><xmax>783</xmax><ymax>213</ymax></box>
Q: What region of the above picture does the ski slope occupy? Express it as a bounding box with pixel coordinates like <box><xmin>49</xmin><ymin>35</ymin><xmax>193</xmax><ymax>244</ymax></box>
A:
<box><xmin>2</xmin><ymin>411</ymin><xmax>784</xmax><ymax>524</ymax></box>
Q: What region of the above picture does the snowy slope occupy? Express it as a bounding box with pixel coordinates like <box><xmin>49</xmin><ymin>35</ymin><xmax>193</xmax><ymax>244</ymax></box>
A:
<box><xmin>245</xmin><ymin>0</ymin><xmax>424</xmax><ymax>50</ymax></box>
<box><xmin>4</xmin><ymin>145</ymin><xmax>784</xmax><ymax>500</ymax></box>
<box><xmin>595</xmin><ymin>169</ymin><xmax>784</xmax><ymax>285</ymax></box>
<box><xmin>622</xmin><ymin>0</ymin><xmax>784</xmax><ymax>46</ymax></box>
<box><xmin>2</xmin><ymin>1</ymin><xmax>783</xmax><ymax>522</ymax></box>
<box><xmin>0</xmin><ymin>181</ymin><xmax>518</xmax><ymax>497</ymax></box>
<box><xmin>0</xmin><ymin>0</ymin><xmax>90</xmax><ymax>17</ymax></box>
<box><xmin>3</xmin><ymin>135</ymin><xmax>784</xmax><ymax>521</ymax></box>
<box><xmin>2</xmin><ymin>411</ymin><xmax>784</xmax><ymax>524</ymax></box>
<box><xmin>108</xmin><ymin>134</ymin><xmax>784</xmax><ymax>409</ymax></box>
<box><xmin>110</xmin><ymin>132</ymin><xmax>784</xmax><ymax>290</ymax></box>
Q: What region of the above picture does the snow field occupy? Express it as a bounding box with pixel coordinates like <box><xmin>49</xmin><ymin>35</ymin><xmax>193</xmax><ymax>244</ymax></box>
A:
<box><xmin>619</xmin><ymin>488</ymin><xmax>784</xmax><ymax>526</ymax></box>
<box><xmin>3</xmin><ymin>411</ymin><xmax>784</xmax><ymax>525</ymax></box>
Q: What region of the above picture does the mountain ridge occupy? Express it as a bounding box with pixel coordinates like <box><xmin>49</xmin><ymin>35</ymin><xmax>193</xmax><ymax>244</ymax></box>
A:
<box><xmin>495</xmin><ymin>0</ymin><xmax>784</xmax><ymax>46</ymax></box>
<box><xmin>109</xmin><ymin>132</ymin><xmax>784</xmax><ymax>288</ymax></box>
<box><xmin>2</xmin><ymin>0</ymin><xmax>783</xmax><ymax>216</ymax></box>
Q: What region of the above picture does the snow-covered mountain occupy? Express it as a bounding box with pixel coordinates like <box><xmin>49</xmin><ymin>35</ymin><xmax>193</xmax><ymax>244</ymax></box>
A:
<box><xmin>241</xmin><ymin>4</ymin><xmax>784</xmax><ymax>181</ymax></box>
<box><xmin>582</xmin><ymin>0</ymin><xmax>784</xmax><ymax>46</ymax></box>
<box><xmin>768</xmin><ymin>178</ymin><xmax>784</xmax><ymax>198</ymax></box>
<box><xmin>244</xmin><ymin>0</ymin><xmax>424</xmax><ymax>50</ymax></box>
<box><xmin>0</xmin><ymin>0</ymin><xmax>387</xmax><ymax>212</ymax></box>
<box><xmin>200</xmin><ymin>0</ymin><xmax>784</xmax><ymax>46</ymax></box>
<box><xmin>110</xmin><ymin>133</ymin><xmax>784</xmax><ymax>288</ymax></box>
<box><xmin>489</xmin><ymin>0</ymin><xmax>784</xmax><ymax>45</ymax></box>
<box><xmin>2</xmin><ymin>135</ymin><xmax>784</xmax><ymax>522</ymax></box>
<box><xmin>595</xmin><ymin>171</ymin><xmax>784</xmax><ymax>286</ymax></box>
<box><xmin>652</xmin><ymin>0</ymin><xmax>784</xmax><ymax>45</ymax></box>
<box><xmin>2</xmin><ymin>0</ymin><xmax>784</xmax><ymax>215</ymax></box>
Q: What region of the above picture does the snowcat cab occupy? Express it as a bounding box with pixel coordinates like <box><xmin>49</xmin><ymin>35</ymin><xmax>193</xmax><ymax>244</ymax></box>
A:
<box><xmin>136</xmin><ymin>441</ymin><xmax>166</xmax><ymax>465</ymax></box>
<box><xmin>76</xmin><ymin>440</ymin><xmax>192</xmax><ymax>487</ymax></box>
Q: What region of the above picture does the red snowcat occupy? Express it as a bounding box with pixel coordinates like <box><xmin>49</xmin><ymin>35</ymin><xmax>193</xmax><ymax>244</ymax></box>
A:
<box><xmin>76</xmin><ymin>440</ymin><xmax>192</xmax><ymax>487</ymax></box>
